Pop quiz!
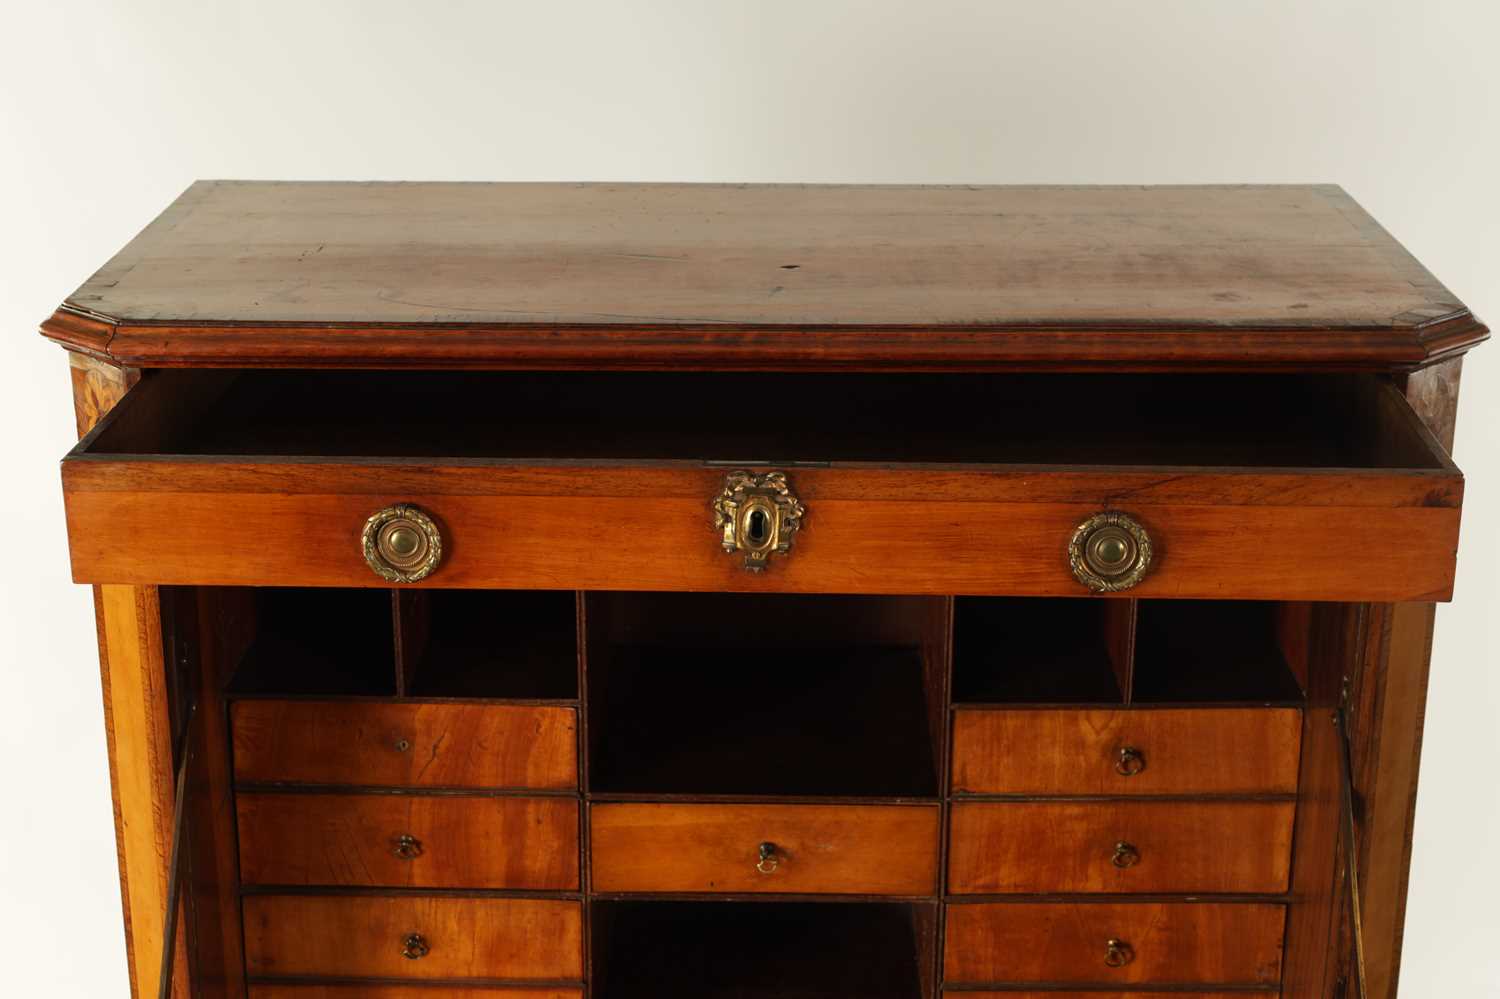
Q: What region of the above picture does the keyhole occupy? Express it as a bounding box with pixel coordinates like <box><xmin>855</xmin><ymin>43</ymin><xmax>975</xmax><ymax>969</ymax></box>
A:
<box><xmin>746</xmin><ymin>508</ymin><xmax>769</xmax><ymax>546</ymax></box>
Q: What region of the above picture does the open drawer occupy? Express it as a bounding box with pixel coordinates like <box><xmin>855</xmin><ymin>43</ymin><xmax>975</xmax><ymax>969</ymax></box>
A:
<box><xmin>61</xmin><ymin>370</ymin><xmax>1462</xmax><ymax>600</ymax></box>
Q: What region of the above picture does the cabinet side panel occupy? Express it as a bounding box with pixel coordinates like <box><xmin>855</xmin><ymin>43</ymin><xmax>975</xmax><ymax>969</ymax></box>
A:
<box><xmin>1349</xmin><ymin>358</ymin><xmax>1465</xmax><ymax>998</ymax></box>
<box><xmin>1282</xmin><ymin>602</ymin><xmax>1363</xmax><ymax>998</ymax></box>
<box><xmin>71</xmin><ymin>353</ymin><xmax>187</xmax><ymax>998</ymax></box>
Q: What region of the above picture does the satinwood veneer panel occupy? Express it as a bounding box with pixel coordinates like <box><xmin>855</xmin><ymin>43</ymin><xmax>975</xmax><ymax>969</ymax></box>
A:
<box><xmin>952</xmin><ymin>708</ymin><xmax>1302</xmax><ymax>796</ymax></box>
<box><xmin>242</xmin><ymin>895</ymin><xmax>582</xmax><ymax>980</ymax></box>
<box><xmin>237</xmin><ymin>793</ymin><xmax>579</xmax><ymax>890</ymax></box>
<box><xmin>948</xmin><ymin>800</ymin><xmax>1294</xmax><ymax>894</ymax></box>
<box><xmin>590</xmin><ymin>803</ymin><xmax>940</xmax><ymax>896</ymax></box>
<box><xmin>944</xmin><ymin>901</ymin><xmax>1285</xmax><ymax>986</ymax></box>
<box><xmin>231</xmin><ymin>701</ymin><xmax>578</xmax><ymax>789</ymax></box>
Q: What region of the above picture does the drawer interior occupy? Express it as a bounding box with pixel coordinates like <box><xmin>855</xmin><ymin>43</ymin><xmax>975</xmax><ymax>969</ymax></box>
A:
<box><xmin>952</xmin><ymin>596</ymin><xmax>1305</xmax><ymax>706</ymax></box>
<box><xmin>592</xmin><ymin>900</ymin><xmax>933</xmax><ymax>999</ymax></box>
<box><xmin>585</xmin><ymin>593</ymin><xmax>945</xmax><ymax>797</ymax></box>
<box><xmin>226</xmin><ymin>586</ymin><xmax>578</xmax><ymax>699</ymax></box>
<box><xmin>80</xmin><ymin>369</ymin><xmax>1452</xmax><ymax>470</ymax></box>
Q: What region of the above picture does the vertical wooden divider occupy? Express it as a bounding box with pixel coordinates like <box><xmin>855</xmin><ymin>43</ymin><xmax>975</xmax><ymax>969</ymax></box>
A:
<box><xmin>182</xmin><ymin>586</ymin><xmax>253</xmax><ymax>998</ymax></box>
<box><xmin>391</xmin><ymin>590</ymin><xmax>430</xmax><ymax>698</ymax></box>
<box><xmin>1282</xmin><ymin>602</ymin><xmax>1364</xmax><ymax>997</ymax></box>
<box><xmin>932</xmin><ymin>595</ymin><xmax>956</xmax><ymax>999</ymax></box>
<box><xmin>1105</xmin><ymin>597</ymin><xmax>1139</xmax><ymax>704</ymax></box>
<box><xmin>576</xmin><ymin>589</ymin><xmax>594</xmax><ymax>999</ymax></box>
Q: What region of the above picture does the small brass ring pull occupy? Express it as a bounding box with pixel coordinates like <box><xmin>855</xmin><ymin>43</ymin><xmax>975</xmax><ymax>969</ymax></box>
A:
<box><xmin>362</xmin><ymin>504</ymin><xmax>443</xmax><ymax>583</ymax></box>
<box><xmin>756</xmin><ymin>841</ymin><xmax>781</xmax><ymax>875</ymax></box>
<box><xmin>392</xmin><ymin>833</ymin><xmax>424</xmax><ymax>860</ymax></box>
<box><xmin>1069</xmin><ymin>511</ymin><xmax>1153</xmax><ymax>592</ymax></box>
<box><xmin>401</xmin><ymin>932</ymin><xmax>430</xmax><ymax>960</ymax></box>
<box><xmin>1112</xmin><ymin>841</ymin><xmax>1141</xmax><ymax>869</ymax></box>
<box><xmin>1115</xmin><ymin>746</ymin><xmax>1146</xmax><ymax>777</ymax></box>
<box><xmin>713</xmin><ymin>471</ymin><xmax>805</xmax><ymax>571</ymax></box>
<box><xmin>1104</xmin><ymin>938</ymin><xmax>1135</xmax><ymax>968</ymax></box>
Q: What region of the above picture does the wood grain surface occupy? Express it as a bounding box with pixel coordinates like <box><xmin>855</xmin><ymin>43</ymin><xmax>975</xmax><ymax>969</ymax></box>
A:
<box><xmin>231</xmin><ymin>701</ymin><xmax>577</xmax><ymax>789</ymax></box>
<box><xmin>242</xmin><ymin>895</ymin><xmax>582</xmax><ymax>980</ymax></box>
<box><xmin>40</xmin><ymin>182</ymin><xmax>1486</xmax><ymax>370</ymax></box>
<box><xmin>62</xmin><ymin>478</ymin><xmax>1462</xmax><ymax>601</ymax></box>
<box><xmin>952</xmin><ymin>708</ymin><xmax>1302</xmax><ymax>795</ymax></box>
<box><xmin>948</xmin><ymin>800</ymin><xmax>1295</xmax><ymax>894</ymax></box>
<box><xmin>237</xmin><ymin>793</ymin><xmax>579</xmax><ymax>890</ymax></box>
<box><xmin>590</xmin><ymin>802</ymin><xmax>940</xmax><ymax>895</ymax></box>
<box><xmin>944</xmin><ymin>901</ymin><xmax>1285</xmax><ymax>985</ymax></box>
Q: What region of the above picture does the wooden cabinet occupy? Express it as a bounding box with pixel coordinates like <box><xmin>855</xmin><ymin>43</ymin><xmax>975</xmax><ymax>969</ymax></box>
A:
<box><xmin>44</xmin><ymin>182</ymin><xmax>1484</xmax><ymax>999</ymax></box>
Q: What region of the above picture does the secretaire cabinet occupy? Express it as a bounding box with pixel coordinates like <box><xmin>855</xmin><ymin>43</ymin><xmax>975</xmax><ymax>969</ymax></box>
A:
<box><xmin>43</xmin><ymin>182</ymin><xmax>1485</xmax><ymax>999</ymax></box>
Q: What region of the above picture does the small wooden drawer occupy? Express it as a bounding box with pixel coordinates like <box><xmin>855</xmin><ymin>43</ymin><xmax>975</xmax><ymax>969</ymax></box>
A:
<box><xmin>948</xmin><ymin>801</ymin><xmax>1294</xmax><ymax>894</ymax></box>
<box><xmin>589</xmin><ymin>802</ymin><xmax>940</xmax><ymax>895</ymax></box>
<box><xmin>65</xmin><ymin>371</ymin><xmax>1463</xmax><ymax>603</ymax></box>
<box><xmin>952</xmin><ymin>707</ymin><xmax>1301</xmax><ymax>795</ymax></box>
<box><xmin>237</xmin><ymin>793</ymin><xmax>579</xmax><ymax>890</ymax></box>
<box><xmin>231</xmin><ymin>700</ymin><xmax>578</xmax><ymax>789</ymax></box>
<box><xmin>243</xmin><ymin>895</ymin><xmax>583</xmax><ymax>980</ymax></box>
<box><xmin>944</xmin><ymin>902</ymin><xmax>1284</xmax><ymax>986</ymax></box>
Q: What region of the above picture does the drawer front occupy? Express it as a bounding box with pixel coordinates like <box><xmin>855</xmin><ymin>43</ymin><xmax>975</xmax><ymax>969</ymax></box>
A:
<box><xmin>64</xmin><ymin>459</ymin><xmax>1461</xmax><ymax>602</ymax></box>
<box><xmin>231</xmin><ymin>701</ymin><xmax>578</xmax><ymax>789</ymax></box>
<box><xmin>949</xmin><ymin>801</ymin><xmax>1294</xmax><ymax>894</ymax></box>
<box><xmin>590</xmin><ymin>802</ymin><xmax>940</xmax><ymax>895</ymax></box>
<box><xmin>952</xmin><ymin>708</ymin><xmax>1301</xmax><ymax>795</ymax></box>
<box><xmin>243</xmin><ymin>895</ymin><xmax>582</xmax><ymax>980</ymax></box>
<box><xmin>944</xmin><ymin>902</ymin><xmax>1284</xmax><ymax>986</ymax></box>
<box><xmin>237</xmin><ymin>793</ymin><xmax>579</xmax><ymax>890</ymax></box>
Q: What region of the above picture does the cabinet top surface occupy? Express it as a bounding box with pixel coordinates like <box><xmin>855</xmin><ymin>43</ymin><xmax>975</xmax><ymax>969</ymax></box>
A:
<box><xmin>42</xmin><ymin>181</ymin><xmax>1485</xmax><ymax>370</ymax></box>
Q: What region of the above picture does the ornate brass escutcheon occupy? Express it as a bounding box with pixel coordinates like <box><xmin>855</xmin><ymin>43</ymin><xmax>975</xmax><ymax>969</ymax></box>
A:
<box><xmin>712</xmin><ymin>470</ymin><xmax>805</xmax><ymax>571</ymax></box>
<box><xmin>401</xmin><ymin>932</ymin><xmax>430</xmax><ymax>960</ymax></box>
<box><xmin>362</xmin><ymin>503</ymin><xmax>444</xmax><ymax>583</ymax></box>
<box><xmin>1068</xmin><ymin>511</ymin><xmax>1153</xmax><ymax>592</ymax></box>
<box><xmin>1111</xmin><ymin>841</ymin><xmax>1141</xmax><ymax>868</ymax></box>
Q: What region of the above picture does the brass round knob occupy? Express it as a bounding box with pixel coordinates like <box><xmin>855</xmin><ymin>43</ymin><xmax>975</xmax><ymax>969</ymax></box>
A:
<box><xmin>401</xmin><ymin>932</ymin><xmax>430</xmax><ymax>960</ymax></box>
<box><xmin>756</xmin><ymin>841</ymin><xmax>781</xmax><ymax>875</ymax></box>
<box><xmin>392</xmin><ymin>833</ymin><xmax>424</xmax><ymax>860</ymax></box>
<box><xmin>1112</xmin><ymin>841</ymin><xmax>1141</xmax><ymax>868</ymax></box>
<box><xmin>1115</xmin><ymin>746</ymin><xmax>1146</xmax><ymax>777</ymax></box>
<box><xmin>1104</xmin><ymin>938</ymin><xmax>1135</xmax><ymax>968</ymax></box>
<box><xmin>1069</xmin><ymin>512</ymin><xmax>1153</xmax><ymax>592</ymax></box>
<box><xmin>362</xmin><ymin>504</ymin><xmax>443</xmax><ymax>583</ymax></box>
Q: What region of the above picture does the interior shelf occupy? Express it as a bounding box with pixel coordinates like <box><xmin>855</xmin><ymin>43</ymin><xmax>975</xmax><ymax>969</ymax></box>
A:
<box><xmin>1133</xmin><ymin>600</ymin><xmax>1305</xmax><ymax>704</ymax></box>
<box><xmin>226</xmin><ymin>587</ymin><xmax>396</xmax><ymax>697</ymax></box>
<box><xmin>400</xmin><ymin>589</ymin><xmax>577</xmax><ymax>700</ymax></box>
<box><xmin>585</xmin><ymin>592</ymin><xmax>945</xmax><ymax>798</ymax></box>
<box><xmin>952</xmin><ymin>597</ymin><xmax>1126</xmax><ymax>704</ymax></box>
<box><xmin>99</xmin><ymin>370</ymin><xmax>1445</xmax><ymax>472</ymax></box>
<box><xmin>593</xmin><ymin>900</ymin><xmax>928</xmax><ymax>999</ymax></box>
<box><xmin>588</xmin><ymin>645</ymin><xmax>937</xmax><ymax>797</ymax></box>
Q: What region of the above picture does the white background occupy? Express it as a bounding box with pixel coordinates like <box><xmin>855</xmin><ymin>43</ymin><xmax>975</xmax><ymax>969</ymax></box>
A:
<box><xmin>2</xmin><ymin>2</ymin><xmax>1496</xmax><ymax>995</ymax></box>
